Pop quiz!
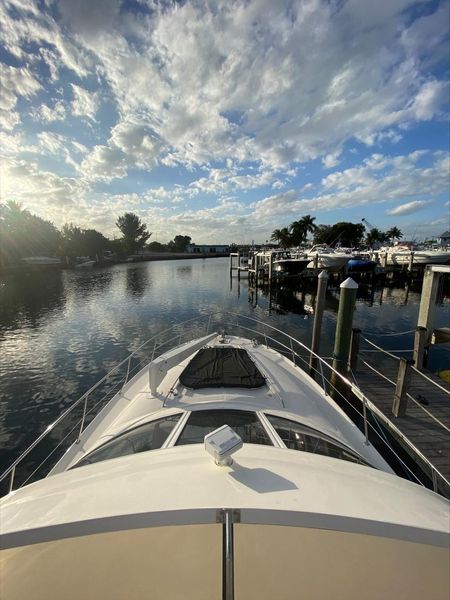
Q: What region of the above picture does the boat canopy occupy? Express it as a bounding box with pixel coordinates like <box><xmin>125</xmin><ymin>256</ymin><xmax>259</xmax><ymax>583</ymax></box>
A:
<box><xmin>179</xmin><ymin>347</ymin><xmax>266</xmax><ymax>389</ymax></box>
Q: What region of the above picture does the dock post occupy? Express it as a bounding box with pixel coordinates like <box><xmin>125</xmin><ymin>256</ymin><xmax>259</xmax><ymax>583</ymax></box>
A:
<box><xmin>392</xmin><ymin>358</ymin><xmax>413</xmax><ymax>417</ymax></box>
<box><xmin>309</xmin><ymin>270</ymin><xmax>328</xmax><ymax>378</ymax></box>
<box><xmin>314</xmin><ymin>252</ymin><xmax>319</xmax><ymax>275</ymax></box>
<box><xmin>408</xmin><ymin>251</ymin><xmax>414</xmax><ymax>274</ymax></box>
<box><xmin>414</xmin><ymin>266</ymin><xmax>441</xmax><ymax>368</ymax></box>
<box><xmin>268</xmin><ymin>252</ymin><xmax>273</xmax><ymax>281</ymax></box>
<box><xmin>237</xmin><ymin>250</ymin><xmax>241</xmax><ymax>281</ymax></box>
<box><xmin>413</xmin><ymin>326</ymin><xmax>428</xmax><ymax>370</ymax></box>
<box><xmin>349</xmin><ymin>328</ymin><xmax>361</xmax><ymax>372</ymax></box>
<box><xmin>330</xmin><ymin>277</ymin><xmax>359</xmax><ymax>395</ymax></box>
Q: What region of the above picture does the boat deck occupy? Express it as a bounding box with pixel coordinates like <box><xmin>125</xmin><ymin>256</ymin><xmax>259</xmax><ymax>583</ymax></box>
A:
<box><xmin>353</xmin><ymin>362</ymin><xmax>450</xmax><ymax>488</ymax></box>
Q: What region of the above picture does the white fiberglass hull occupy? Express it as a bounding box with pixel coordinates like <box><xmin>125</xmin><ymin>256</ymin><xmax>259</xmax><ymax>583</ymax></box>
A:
<box><xmin>386</xmin><ymin>251</ymin><xmax>450</xmax><ymax>266</ymax></box>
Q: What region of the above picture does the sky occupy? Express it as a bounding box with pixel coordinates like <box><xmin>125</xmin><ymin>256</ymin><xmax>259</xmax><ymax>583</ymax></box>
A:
<box><xmin>0</xmin><ymin>0</ymin><xmax>449</xmax><ymax>245</ymax></box>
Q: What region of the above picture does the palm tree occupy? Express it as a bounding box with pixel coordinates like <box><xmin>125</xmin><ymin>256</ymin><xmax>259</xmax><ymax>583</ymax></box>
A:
<box><xmin>366</xmin><ymin>228</ymin><xmax>388</xmax><ymax>249</ymax></box>
<box><xmin>270</xmin><ymin>227</ymin><xmax>292</xmax><ymax>248</ymax></box>
<box><xmin>386</xmin><ymin>227</ymin><xmax>403</xmax><ymax>245</ymax></box>
<box><xmin>289</xmin><ymin>215</ymin><xmax>317</xmax><ymax>246</ymax></box>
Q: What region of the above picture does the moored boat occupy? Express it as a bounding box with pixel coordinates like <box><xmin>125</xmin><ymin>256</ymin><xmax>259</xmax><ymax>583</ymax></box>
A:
<box><xmin>21</xmin><ymin>256</ymin><xmax>62</xmax><ymax>267</ymax></box>
<box><xmin>347</xmin><ymin>253</ymin><xmax>377</xmax><ymax>273</ymax></box>
<box><xmin>306</xmin><ymin>245</ymin><xmax>350</xmax><ymax>271</ymax></box>
<box><xmin>379</xmin><ymin>246</ymin><xmax>450</xmax><ymax>266</ymax></box>
<box><xmin>1</xmin><ymin>313</ymin><xmax>448</xmax><ymax>599</ymax></box>
<box><xmin>74</xmin><ymin>256</ymin><xmax>96</xmax><ymax>268</ymax></box>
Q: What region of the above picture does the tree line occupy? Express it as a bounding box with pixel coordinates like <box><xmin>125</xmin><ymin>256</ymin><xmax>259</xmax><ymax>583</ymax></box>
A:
<box><xmin>270</xmin><ymin>215</ymin><xmax>403</xmax><ymax>249</ymax></box>
<box><xmin>0</xmin><ymin>202</ymin><xmax>193</xmax><ymax>267</ymax></box>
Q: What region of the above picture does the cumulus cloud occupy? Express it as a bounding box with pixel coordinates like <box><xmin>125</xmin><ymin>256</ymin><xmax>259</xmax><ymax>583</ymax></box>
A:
<box><xmin>3</xmin><ymin>0</ymin><xmax>441</xmax><ymax>170</ymax></box>
<box><xmin>251</xmin><ymin>151</ymin><xmax>449</xmax><ymax>223</ymax></box>
<box><xmin>0</xmin><ymin>156</ymin><xmax>87</xmax><ymax>208</ymax></box>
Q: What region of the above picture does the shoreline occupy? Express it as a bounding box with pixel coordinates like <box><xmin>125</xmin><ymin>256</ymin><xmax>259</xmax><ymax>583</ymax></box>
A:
<box><xmin>0</xmin><ymin>253</ymin><xmax>230</xmax><ymax>275</ymax></box>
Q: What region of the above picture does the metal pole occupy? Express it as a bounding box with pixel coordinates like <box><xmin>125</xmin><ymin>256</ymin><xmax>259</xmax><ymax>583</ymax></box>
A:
<box><xmin>309</xmin><ymin>270</ymin><xmax>328</xmax><ymax>378</ymax></box>
<box><xmin>330</xmin><ymin>277</ymin><xmax>358</xmax><ymax>395</ymax></box>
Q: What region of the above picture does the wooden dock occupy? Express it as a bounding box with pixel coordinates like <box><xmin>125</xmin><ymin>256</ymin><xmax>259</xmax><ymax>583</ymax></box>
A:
<box><xmin>353</xmin><ymin>360</ymin><xmax>450</xmax><ymax>493</ymax></box>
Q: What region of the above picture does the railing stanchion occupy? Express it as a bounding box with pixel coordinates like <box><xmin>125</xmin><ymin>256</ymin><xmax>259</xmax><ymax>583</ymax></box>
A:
<box><xmin>319</xmin><ymin>360</ymin><xmax>327</xmax><ymax>394</ymax></box>
<box><xmin>9</xmin><ymin>466</ymin><xmax>15</xmax><ymax>493</ymax></box>
<box><xmin>124</xmin><ymin>355</ymin><xmax>132</xmax><ymax>386</ymax></box>
<box><xmin>362</xmin><ymin>394</ymin><xmax>370</xmax><ymax>446</ymax></box>
<box><xmin>290</xmin><ymin>339</ymin><xmax>295</xmax><ymax>365</ymax></box>
<box><xmin>76</xmin><ymin>395</ymin><xmax>89</xmax><ymax>444</ymax></box>
<box><xmin>432</xmin><ymin>468</ymin><xmax>438</xmax><ymax>493</ymax></box>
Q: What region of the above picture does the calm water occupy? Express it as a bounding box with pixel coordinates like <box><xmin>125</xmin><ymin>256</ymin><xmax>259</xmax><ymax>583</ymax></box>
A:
<box><xmin>1</xmin><ymin>257</ymin><xmax>449</xmax><ymax>474</ymax></box>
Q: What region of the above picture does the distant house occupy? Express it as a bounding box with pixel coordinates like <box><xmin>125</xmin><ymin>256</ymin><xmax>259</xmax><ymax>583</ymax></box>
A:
<box><xmin>187</xmin><ymin>244</ymin><xmax>229</xmax><ymax>254</ymax></box>
<box><xmin>438</xmin><ymin>231</ymin><xmax>450</xmax><ymax>246</ymax></box>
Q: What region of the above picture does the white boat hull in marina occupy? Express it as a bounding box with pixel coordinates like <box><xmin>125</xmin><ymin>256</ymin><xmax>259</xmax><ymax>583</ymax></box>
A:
<box><xmin>384</xmin><ymin>250</ymin><xmax>450</xmax><ymax>266</ymax></box>
<box><xmin>21</xmin><ymin>256</ymin><xmax>62</xmax><ymax>267</ymax></box>
<box><xmin>306</xmin><ymin>245</ymin><xmax>350</xmax><ymax>271</ymax></box>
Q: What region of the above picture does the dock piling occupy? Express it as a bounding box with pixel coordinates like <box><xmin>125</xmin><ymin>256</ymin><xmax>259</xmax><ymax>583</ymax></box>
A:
<box><xmin>392</xmin><ymin>358</ymin><xmax>414</xmax><ymax>417</ymax></box>
<box><xmin>331</xmin><ymin>277</ymin><xmax>359</xmax><ymax>394</ymax></box>
<box><xmin>349</xmin><ymin>328</ymin><xmax>361</xmax><ymax>372</ymax></box>
<box><xmin>309</xmin><ymin>270</ymin><xmax>328</xmax><ymax>378</ymax></box>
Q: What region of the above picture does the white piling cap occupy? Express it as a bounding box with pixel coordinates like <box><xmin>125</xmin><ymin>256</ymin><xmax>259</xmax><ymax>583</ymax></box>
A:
<box><xmin>340</xmin><ymin>277</ymin><xmax>358</xmax><ymax>289</ymax></box>
<box><xmin>318</xmin><ymin>270</ymin><xmax>328</xmax><ymax>279</ymax></box>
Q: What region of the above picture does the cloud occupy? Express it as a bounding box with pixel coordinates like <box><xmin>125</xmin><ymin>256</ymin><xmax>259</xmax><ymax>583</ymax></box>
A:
<box><xmin>6</xmin><ymin>0</ymin><xmax>441</xmax><ymax>171</ymax></box>
<box><xmin>386</xmin><ymin>200</ymin><xmax>432</xmax><ymax>216</ymax></box>
<box><xmin>32</xmin><ymin>99</ymin><xmax>67</xmax><ymax>123</ymax></box>
<box><xmin>80</xmin><ymin>145</ymin><xmax>128</xmax><ymax>181</ymax></box>
<box><xmin>251</xmin><ymin>151</ymin><xmax>449</xmax><ymax>223</ymax></box>
<box><xmin>0</xmin><ymin>63</ymin><xmax>41</xmax><ymax>130</ymax></box>
<box><xmin>0</xmin><ymin>156</ymin><xmax>88</xmax><ymax>209</ymax></box>
<box><xmin>71</xmin><ymin>84</ymin><xmax>99</xmax><ymax>120</ymax></box>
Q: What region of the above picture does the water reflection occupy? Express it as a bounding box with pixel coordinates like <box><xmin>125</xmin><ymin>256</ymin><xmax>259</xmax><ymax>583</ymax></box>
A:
<box><xmin>126</xmin><ymin>266</ymin><xmax>150</xmax><ymax>298</ymax></box>
<box><xmin>65</xmin><ymin>269</ymin><xmax>113</xmax><ymax>298</ymax></box>
<box><xmin>0</xmin><ymin>270</ymin><xmax>65</xmax><ymax>330</ymax></box>
<box><xmin>176</xmin><ymin>265</ymin><xmax>192</xmax><ymax>277</ymax></box>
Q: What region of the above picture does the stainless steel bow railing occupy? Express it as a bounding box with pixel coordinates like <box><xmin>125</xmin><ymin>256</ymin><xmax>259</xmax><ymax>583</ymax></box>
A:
<box><xmin>1</xmin><ymin>312</ymin><xmax>448</xmax><ymax>497</ymax></box>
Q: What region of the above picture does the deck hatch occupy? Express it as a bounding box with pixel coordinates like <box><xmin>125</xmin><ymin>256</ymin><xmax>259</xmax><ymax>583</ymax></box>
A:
<box><xmin>179</xmin><ymin>347</ymin><xmax>265</xmax><ymax>389</ymax></box>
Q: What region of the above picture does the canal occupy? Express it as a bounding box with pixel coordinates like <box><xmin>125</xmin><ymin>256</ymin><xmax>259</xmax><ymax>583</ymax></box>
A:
<box><xmin>1</xmin><ymin>257</ymin><xmax>449</xmax><ymax>475</ymax></box>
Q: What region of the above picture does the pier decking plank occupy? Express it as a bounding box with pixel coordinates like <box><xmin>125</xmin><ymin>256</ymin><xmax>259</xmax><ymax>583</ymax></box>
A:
<box><xmin>353</xmin><ymin>362</ymin><xmax>450</xmax><ymax>484</ymax></box>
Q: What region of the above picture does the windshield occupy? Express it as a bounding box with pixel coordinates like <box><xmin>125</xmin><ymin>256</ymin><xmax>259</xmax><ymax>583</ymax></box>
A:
<box><xmin>176</xmin><ymin>409</ymin><xmax>272</xmax><ymax>446</ymax></box>
<box><xmin>266</xmin><ymin>414</ymin><xmax>369</xmax><ymax>466</ymax></box>
<box><xmin>74</xmin><ymin>414</ymin><xmax>182</xmax><ymax>467</ymax></box>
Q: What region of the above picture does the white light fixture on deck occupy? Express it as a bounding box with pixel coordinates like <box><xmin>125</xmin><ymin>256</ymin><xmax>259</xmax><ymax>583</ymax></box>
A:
<box><xmin>204</xmin><ymin>425</ymin><xmax>243</xmax><ymax>466</ymax></box>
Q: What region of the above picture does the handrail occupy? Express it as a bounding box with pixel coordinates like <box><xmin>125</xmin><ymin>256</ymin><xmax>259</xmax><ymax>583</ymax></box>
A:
<box><xmin>1</xmin><ymin>311</ymin><xmax>447</xmax><ymax>495</ymax></box>
<box><xmin>361</xmin><ymin>359</ymin><xmax>450</xmax><ymax>434</ymax></box>
<box><xmin>360</xmin><ymin>336</ymin><xmax>402</xmax><ymax>361</ymax></box>
<box><xmin>0</xmin><ymin>313</ymin><xmax>213</xmax><ymax>485</ymax></box>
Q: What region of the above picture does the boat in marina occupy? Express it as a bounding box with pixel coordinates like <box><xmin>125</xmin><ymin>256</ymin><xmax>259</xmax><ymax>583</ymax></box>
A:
<box><xmin>74</xmin><ymin>256</ymin><xmax>96</xmax><ymax>268</ymax></box>
<box><xmin>271</xmin><ymin>250</ymin><xmax>310</xmax><ymax>276</ymax></box>
<box><xmin>377</xmin><ymin>245</ymin><xmax>450</xmax><ymax>266</ymax></box>
<box><xmin>250</xmin><ymin>249</ymin><xmax>310</xmax><ymax>277</ymax></box>
<box><xmin>0</xmin><ymin>313</ymin><xmax>448</xmax><ymax>599</ymax></box>
<box><xmin>347</xmin><ymin>252</ymin><xmax>377</xmax><ymax>274</ymax></box>
<box><xmin>306</xmin><ymin>245</ymin><xmax>350</xmax><ymax>271</ymax></box>
<box><xmin>21</xmin><ymin>256</ymin><xmax>62</xmax><ymax>268</ymax></box>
